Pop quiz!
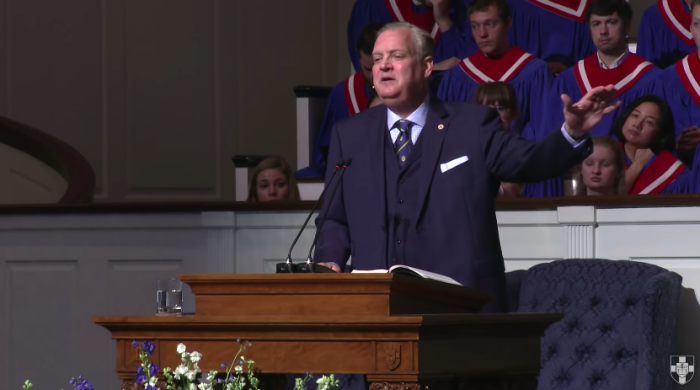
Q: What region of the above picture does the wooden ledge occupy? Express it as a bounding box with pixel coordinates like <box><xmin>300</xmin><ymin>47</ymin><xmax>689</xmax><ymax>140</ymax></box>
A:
<box><xmin>4</xmin><ymin>194</ymin><xmax>700</xmax><ymax>214</ymax></box>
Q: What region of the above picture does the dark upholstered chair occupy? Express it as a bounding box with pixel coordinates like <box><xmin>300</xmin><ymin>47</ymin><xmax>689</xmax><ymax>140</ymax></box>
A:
<box><xmin>506</xmin><ymin>259</ymin><xmax>682</xmax><ymax>390</ymax></box>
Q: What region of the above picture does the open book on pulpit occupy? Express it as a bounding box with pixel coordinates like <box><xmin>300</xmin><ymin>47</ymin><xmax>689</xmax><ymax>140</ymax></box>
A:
<box><xmin>352</xmin><ymin>265</ymin><xmax>462</xmax><ymax>286</ymax></box>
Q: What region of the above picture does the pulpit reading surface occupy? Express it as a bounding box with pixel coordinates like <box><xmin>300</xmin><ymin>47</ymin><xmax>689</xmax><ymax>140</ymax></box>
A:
<box><xmin>95</xmin><ymin>274</ymin><xmax>561</xmax><ymax>390</ymax></box>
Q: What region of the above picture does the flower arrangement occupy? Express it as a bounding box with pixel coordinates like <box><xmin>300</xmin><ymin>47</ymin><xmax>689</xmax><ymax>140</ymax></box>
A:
<box><xmin>23</xmin><ymin>340</ymin><xmax>340</xmax><ymax>390</ymax></box>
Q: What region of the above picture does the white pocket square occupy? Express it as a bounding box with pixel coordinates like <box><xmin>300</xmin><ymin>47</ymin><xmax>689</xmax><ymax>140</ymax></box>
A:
<box><xmin>440</xmin><ymin>156</ymin><xmax>469</xmax><ymax>173</ymax></box>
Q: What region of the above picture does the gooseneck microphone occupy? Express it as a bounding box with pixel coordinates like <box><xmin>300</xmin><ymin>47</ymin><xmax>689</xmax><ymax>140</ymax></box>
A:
<box><xmin>276</xmin><ymin>159</ymin><xmax>346</xmax><ymax>273</ymax></box>
<box><xmin>297</xmin><ymin>158</ymin><xmax>353</xmax><ymax>273</ymax></box>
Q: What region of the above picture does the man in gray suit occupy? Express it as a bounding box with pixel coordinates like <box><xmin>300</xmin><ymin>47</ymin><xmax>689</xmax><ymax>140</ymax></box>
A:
<box><xmin>316</xmin><ymin>21</ymin><xmax>619</xmax><ymax>313</ymax></box>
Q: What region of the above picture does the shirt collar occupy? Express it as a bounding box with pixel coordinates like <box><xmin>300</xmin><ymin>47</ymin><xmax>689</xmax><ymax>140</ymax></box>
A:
<box><xmin>386</xmin><ymin>95</ymin><xmax>430</xmax><ymax>130</ymax></box>
<box><xmin>597</xmin><ymin>49</ymin><xmax>630</xmax><ymax>69</ymax></box>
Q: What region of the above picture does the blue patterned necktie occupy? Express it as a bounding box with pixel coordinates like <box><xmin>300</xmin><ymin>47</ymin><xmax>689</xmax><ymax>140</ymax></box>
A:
<box><xmin>393</xmin><ymin>119</ymin><xmax>414</xmax><ymax>168</ymax></box>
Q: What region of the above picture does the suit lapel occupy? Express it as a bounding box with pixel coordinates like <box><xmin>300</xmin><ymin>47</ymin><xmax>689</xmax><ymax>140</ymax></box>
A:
<box><xmin>368</xmin><ymin>107</ymin><xmax>388</xmax><ymax>215</ymax></box>
<box><xmin>414</xmin><ymin>99</ymin><xmax>450</xmax><ymax>225</ymax></box>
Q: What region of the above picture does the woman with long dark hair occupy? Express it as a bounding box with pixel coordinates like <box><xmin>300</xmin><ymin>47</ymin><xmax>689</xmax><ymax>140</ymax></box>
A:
<box><xmin>611</xmin><ymin>95</ymin><xmax>692</xmax><ymax>194</ymax></box>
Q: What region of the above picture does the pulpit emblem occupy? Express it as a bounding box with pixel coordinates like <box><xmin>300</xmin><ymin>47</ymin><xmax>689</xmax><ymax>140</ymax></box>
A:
<box><xmin>385</xmin><ymin>343</ymin><xmax>401</xmax><ymax>370</ymax></box>
<box><xmin>672</xmin><ymin>355</ymin><xmax>695</xmax><ymax>384</ymax></box>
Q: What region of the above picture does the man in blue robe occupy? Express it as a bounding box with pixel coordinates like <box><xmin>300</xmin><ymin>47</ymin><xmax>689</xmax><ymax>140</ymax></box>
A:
<box><xmin>525</xmin><ymin>0</ymin><xmax>662</xmax><ymax>197</ymax></box>
<box><xmin>347</xmin><ymin>0</ymin><xmax>478</xmax><ymax>73</ymax></box>
<box><xmin>436</xmin><ymin>0</ymin><xmax>554</xmax><ymax>134</ymax></box>
<box><xmin>296</xmin><ymin>23</ymin><xmax>384</xmax><ymax>178</ymax></box>
<box><xmin>637</xmin><ymin>0</ymin><xmax>698</xmax><ymax>69</ymax></box>
<box><xmin>506</xmin><ymin>0</ymin><xmax>596</xmax><ymax>73</ymax></box>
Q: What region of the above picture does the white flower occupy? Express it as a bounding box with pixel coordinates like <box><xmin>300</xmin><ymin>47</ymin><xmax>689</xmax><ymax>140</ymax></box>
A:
<box><xmin>197</xmin><ymin>383</ymin><xmax>212</xmax><ymax>390</ymax></box>
<box><xmin>182</xmin><ymin>351</ymin><xmax>191</xmax><ymax>363</ymax></box>
<box><xmin>177</xmin><ymin>343</ymin><xmax>187</xmax><ymax>354</ymax></box>
<box><xmin>174</xmin><ymin>363</ymin><xmax>188</xmax><ymax>379</ymax></box>
<box><xmin>190</xmin><ymin>351</ymin><xmax>202</xmax><ymax>363</ymax></box>
<box><xmin>234</xmin><ymin>365</ymin><xmax>243</xmax><ymax>373</ymax></box>
<box><xmin>186</xmin><ymin>370</ymin><xmax>197</xmax><ymax>381</ymax></box>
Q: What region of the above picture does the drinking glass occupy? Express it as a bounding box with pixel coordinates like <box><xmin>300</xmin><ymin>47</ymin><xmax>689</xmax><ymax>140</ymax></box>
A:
<box><xmin>156</xmin><ymin>278</ymin><xmax>183</xmax><ymax>316</ymax></box>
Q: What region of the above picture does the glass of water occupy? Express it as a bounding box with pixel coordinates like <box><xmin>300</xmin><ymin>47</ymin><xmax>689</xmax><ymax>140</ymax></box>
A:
<box><xmin>156</xmin><ymin>278</ymin><xmax>183</xmax><ymax>316</ymax></box>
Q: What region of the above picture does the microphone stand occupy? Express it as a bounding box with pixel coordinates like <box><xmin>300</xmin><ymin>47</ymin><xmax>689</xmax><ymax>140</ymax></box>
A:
<box><xmin>276</xmin><ymin>160</ymin><xmax>345</xmax><ymax>273</ymax></box>
<box><xmin>297</xmin><ymin>158</ymin><xmax>352</xmax><ymax>273</ymax></box>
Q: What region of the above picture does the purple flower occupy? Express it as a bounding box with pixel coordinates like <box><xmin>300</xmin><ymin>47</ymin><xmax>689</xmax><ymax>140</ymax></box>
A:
<box><xmin>142</xmin><ymin>340</ymin><xmax>156</xmax><ymax>355</ymax></box>
<box><xmin>132</xmin><ymin>340</ymin><xmax>139</xmax><ymax>349</ymax></box>
<box><xmin>135</xmin><ymin>367</ymin><xmax>147</xmax><ymax>384</ymax></box>
<box><xmin>149</xmin><ymin>363</ymin><xmax>159</xmax><ymax>376</ymax></box>
<box><xmin>68</xmin><ymin>375</ymin><xmax>93</xmax><ymax>390</ymax></box>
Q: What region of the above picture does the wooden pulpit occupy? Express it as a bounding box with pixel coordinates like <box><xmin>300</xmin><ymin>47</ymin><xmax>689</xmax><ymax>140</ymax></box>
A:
<box><xmin>94</xmin><ymin>273</ymin><xmax>562</xmax><ymax>390</ymax></box>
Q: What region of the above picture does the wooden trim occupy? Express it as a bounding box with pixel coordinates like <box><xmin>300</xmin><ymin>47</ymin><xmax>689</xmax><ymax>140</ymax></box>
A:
<box><xmin>4</xmin><ymin>194</ymin><xmax>700</xmax><ymax>214</ymax></box>
<box><xmin>0</xmin><ymin>115</ymin><xmax>95</xmax><ymax>203</ymax></box>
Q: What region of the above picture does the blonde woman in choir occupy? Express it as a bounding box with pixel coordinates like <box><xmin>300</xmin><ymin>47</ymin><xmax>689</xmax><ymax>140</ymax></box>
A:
<box><xmin>574</xmin><ymin>136</ymin><xmax>626</xmax><ymax>196</ymax></box>
<box><xmin>472</xmin><ymin>82</ymin><xmax>524</xmax><ymax>198</ymax></box>
<box><xmin>247</xmin><ymin>157</ymin><xmax>301</xmax><ymax>202</ymax></box>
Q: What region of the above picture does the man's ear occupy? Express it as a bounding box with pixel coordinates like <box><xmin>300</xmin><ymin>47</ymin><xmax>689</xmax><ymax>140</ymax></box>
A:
<box><xmin>424</xmin><ymin>56</ymin><xmax>434</xmax><ymax>78</ymax></box>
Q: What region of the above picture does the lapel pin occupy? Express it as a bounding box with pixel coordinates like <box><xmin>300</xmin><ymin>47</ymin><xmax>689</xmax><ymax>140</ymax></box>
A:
<box><xmin>438</xmin><ymin>124</ymin><xmax>444</xmax><ymax>130</ymax></box>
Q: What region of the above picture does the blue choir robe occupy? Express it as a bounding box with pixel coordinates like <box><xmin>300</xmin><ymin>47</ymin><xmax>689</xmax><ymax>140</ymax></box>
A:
<box><xmin>649</xmin><ymin>53</ymin><xmax>700</xmax><ymax>138</ymax></box>
<box><xmin>624</xmin><ymin>149</ymin><xmax>692</xmax><ymax>194</ymax></box>
<box><xmin>507</xmin><ymin>0</ymin><xmax>596</xmax><ymax>68</ymax></box>
<box><xmin>523</xmin><ymin>53</ymin><xmax>661</xmax><ymax>198</ymax></box>
<box><xmin>435</xmin><ymin>46</ymin><xmax>554</xmax><ymax>133</ymax></box>
<box><xmin>637</xmin><ymin>0</ymin><xmax>697</xmax><ymax>69</ymax></box>
<box><xmin>296</xmin><ymin>72</ymin><xmax>370</xmax><ymax>178</ymax></box>
<box><xmin>347</xmin><ymin>0</ymin><xmax>477</xmax><ymax>72</ymax></box>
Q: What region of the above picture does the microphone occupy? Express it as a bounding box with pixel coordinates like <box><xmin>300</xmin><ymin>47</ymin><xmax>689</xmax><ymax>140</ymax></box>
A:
<box><xmin>297</xmin><ymin>158</ymin><xmax>353</xmax><ymax>273</ymax></box>
<box><xmin>276</xmin><ymin>159</ymin><xmax>346</xmax><ymax>273</ymax></box>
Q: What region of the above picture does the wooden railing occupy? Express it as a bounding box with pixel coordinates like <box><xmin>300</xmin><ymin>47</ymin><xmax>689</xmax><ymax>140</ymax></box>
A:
<box><xmin>0</xmin><ymin>115</ymin><xmax>95</xmax><ymax>203</ymax></box>
<box><xmin>2</xmin><ymin>194</ymin><xmax>700</xmax><ymax>214</ymax></box>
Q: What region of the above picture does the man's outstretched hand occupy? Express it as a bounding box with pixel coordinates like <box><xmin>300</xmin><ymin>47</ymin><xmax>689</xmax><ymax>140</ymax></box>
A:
<box><xmin>562</xmin><ymin>84</ymin><xmax>620</xmax><ymax>138</ymax></box>
<box><xmin>317</xmin><ymin>262</ymin><xmax>341</xmax><ymax>272</ymax></box>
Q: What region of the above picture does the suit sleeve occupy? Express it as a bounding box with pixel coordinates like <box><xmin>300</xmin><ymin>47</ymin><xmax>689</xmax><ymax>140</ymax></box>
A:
<box><xmin>477</xmin><ymin>108</ymin><xmax>592</xmax><ymax>183</ymax></box>
<box><xmin>313</xmin><ymin>124</ymin><xmax>352</xmax><ymax>268</ymax></box>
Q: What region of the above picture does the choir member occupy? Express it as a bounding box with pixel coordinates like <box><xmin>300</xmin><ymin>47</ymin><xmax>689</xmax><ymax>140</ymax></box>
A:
<box><xmin>637</xmin><ymin>0</ymin><xmax>697</xmax><ymax>69</ymax></box>
<box><xmin>296</xmin><ymin>23</ymin><xmax>383</xmax><ymax>178</ymax></box>
<box><xmin>541</xmin><ymin>0</ymin><xmax>661</xmax><ymax>140</ymax></box>
<box><xmin>347</xmin><ymin>0</ymin><xmax>476</xmax><ymax>73</ymax></box>
<box><xmin>472</xmin><ymin>82</ymin><xmax>525</xmax><ymax>197</ymax></box>
<box><xmin>523</xmin><ymin>0</ymin><xmax>663</xmax><ymax>198</ymax></box>
<box><xmin>436</xmin><ymin>0</ymin><xmax>553</xmax><ymax>133</ymax></box>
<box><xmin>247</xmin><ymin>157</ymin><xmax>301</xmax><ymax>201</ymax></box>
<box><xmin>507</xmin><ymin>0</ymin><xmax>596</xmax><ymax>73</ymax></box>
<box><xmin>613</xmin><ymin>95</ymin><xmax>692</xmax><ymax>194</ymax></box>
<box><xmin>573</xmin><ymin>136</ymin><xmax>626</xmax><ymax>196</ymax></box>
<box><xmin>649</xmin><ymin>0</ymin><xmax>700</xmax><ymax>164</ymax></box>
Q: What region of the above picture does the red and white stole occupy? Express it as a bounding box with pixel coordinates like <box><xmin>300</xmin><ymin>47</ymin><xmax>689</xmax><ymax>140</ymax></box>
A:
<box><xmin>676</xmin><ymin>53</ymin><xmax>700</xmax><ymax>108</ymax></box>
<box><xmin>458</xmin><ymin>46</ymin><xmax>534</xmax><ymax>84</ymax></box>
<box><xmin>525</xmin><ymin>0</ymin><xmax>591</xmax><ymax>22</ymax></box>
<box><xmin>658</xmin><ymin>0</ymin><xmax>694</xmax><ymax>47</ymax></box>
<box><xmin>344</xmin><ymin>72</ymin><xmax>369</xmax><ymax>115</ymax></box>
<box><xmin>383</xmin><ymin>0</ymin><xmax>440</xmax><ymax>41</ymax></box>
<box><xmin>624</xmin><ymin>148</ymin><xmax>687</xmax><ymax>194</ymax></box>
<box><xmin>574</xmin><ymin>53</ymin><xmax>655</xmax><ymax>98</ymax></box>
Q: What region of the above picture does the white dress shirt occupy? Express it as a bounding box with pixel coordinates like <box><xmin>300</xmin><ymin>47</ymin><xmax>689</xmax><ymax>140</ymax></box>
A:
<box><xmin>597</xmin><ymin>49</ymin><xmax>630</xmax><ymax>69</ymax></box>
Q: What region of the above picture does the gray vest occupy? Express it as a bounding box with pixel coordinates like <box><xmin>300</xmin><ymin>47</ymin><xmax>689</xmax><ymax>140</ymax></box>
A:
<box><xmin>384</xmin><ymin>129</ymin><xmax>424</xmax><ymax>267</ymax></box>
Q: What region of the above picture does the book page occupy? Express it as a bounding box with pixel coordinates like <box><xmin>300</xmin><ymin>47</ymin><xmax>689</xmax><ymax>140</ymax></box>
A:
<box><xmin>351</xmin><ymin>269</ymin><xmax>389</xmax><ymax>273</ymax></box>
<box><xmin>389</xmin><ymin>265</ymin><xmax>462</xmax><ymax>286</ymax></box>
